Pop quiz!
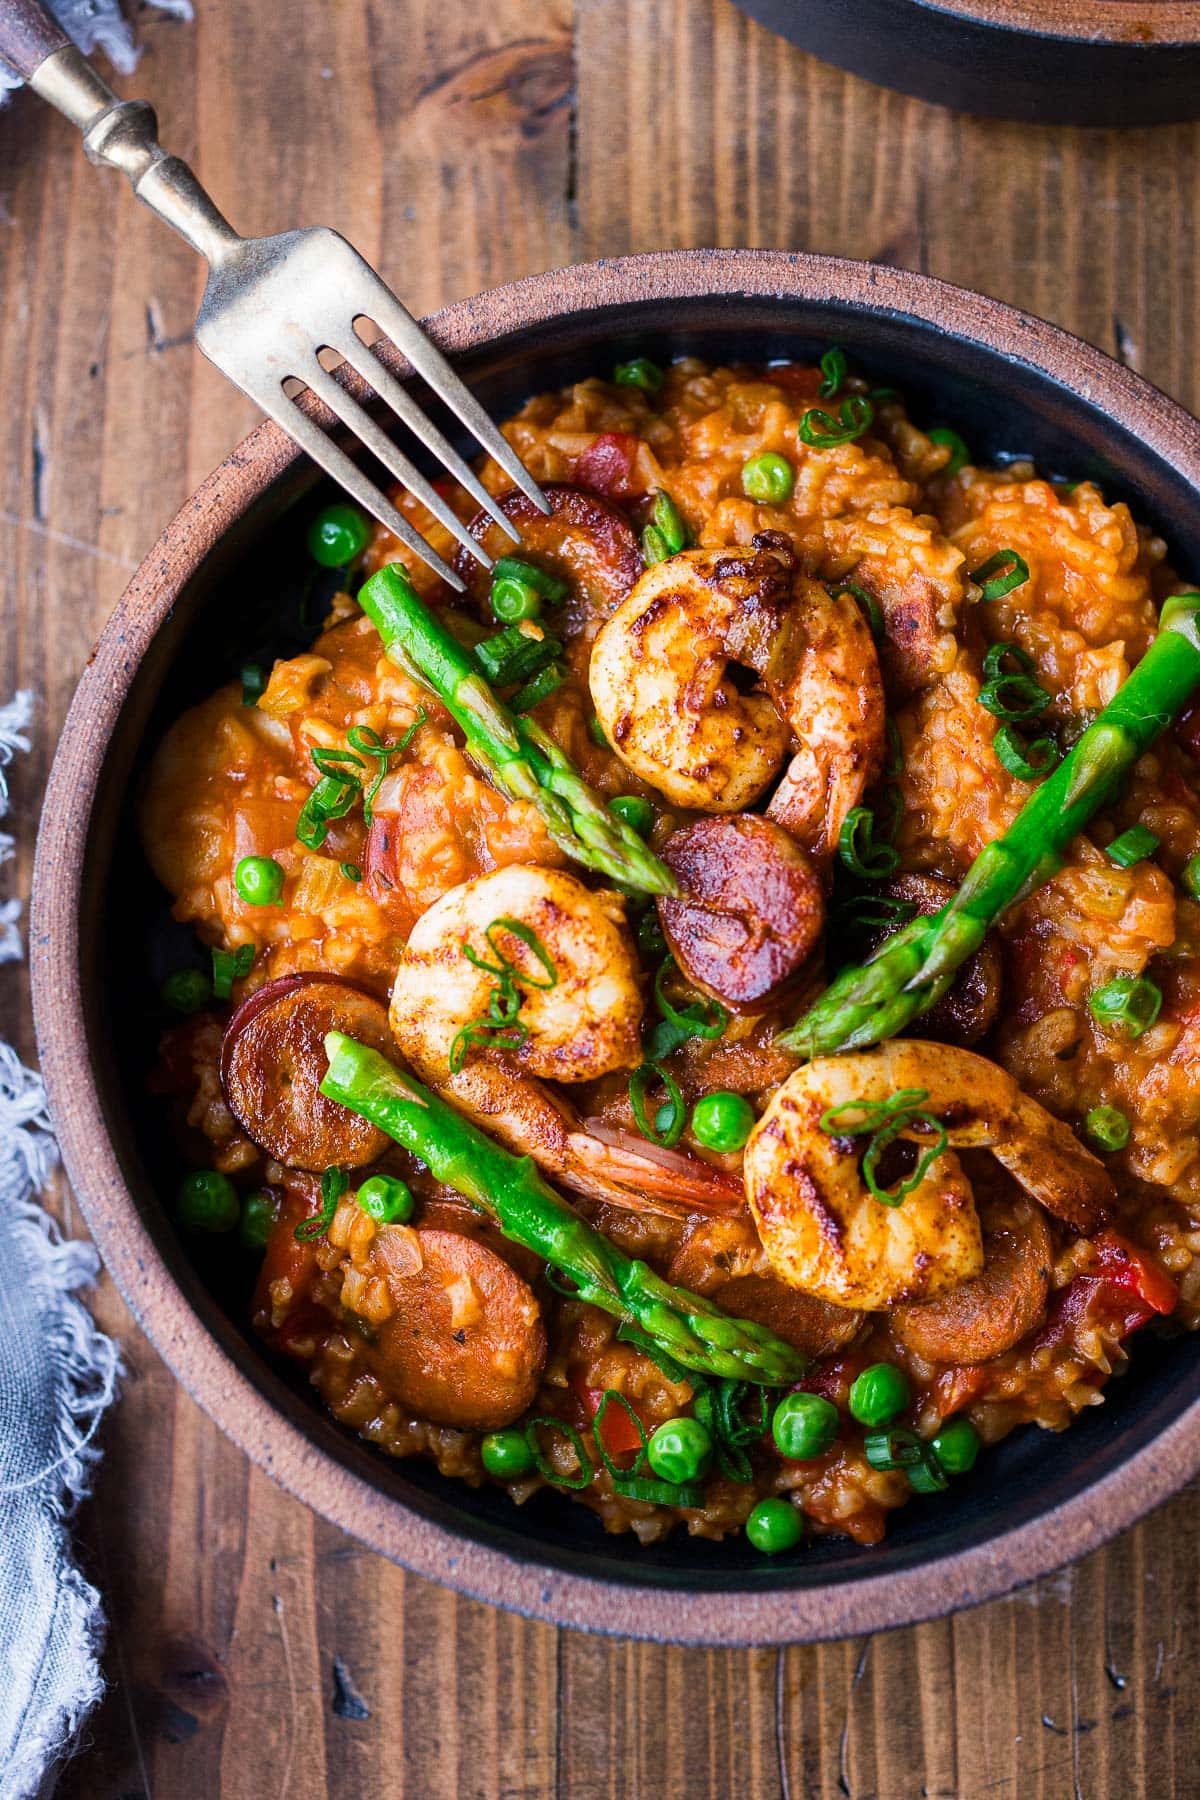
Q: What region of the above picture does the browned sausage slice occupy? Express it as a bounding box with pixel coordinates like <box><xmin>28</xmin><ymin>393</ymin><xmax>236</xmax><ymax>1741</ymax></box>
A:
<box><xmin>860</xmin><ymin>873</ymin><xmax>1002</xmax><ymax>1046</ymax></box>
<box><xmin>455</xmin><ymin>484</ymin><xmax>643</xmax><ymax>638</ymax></box>
<box><xmin>668</xmin><ymin>1215</ymin><xmax>863</xmax><ymax>1358</ymax></box>
<box><xmin>657</xmin><ymin>815</ymin><xmax>824</xmax><ymax>1012</ymax></box>
<box><xmin>221</xmin><ymin>973</ymin><xmax>394</xmax><ymax>1172</ymax></box>
<box><xmin>890</xmin><ymin>1194</ymin><xmax>1051</xmax><ymax>1365</ymax></box>
<box><xmin>364</xmin><ymin>1227</ymin><xmax>546</xmax><ymax>1429</ymax></box>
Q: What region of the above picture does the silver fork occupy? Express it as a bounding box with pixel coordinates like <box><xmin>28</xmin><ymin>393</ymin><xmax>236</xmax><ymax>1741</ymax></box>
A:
<box><xmin>0</xmin><ymin>0</ymin><xmax>549</xmax><ymax>589</ymax></box>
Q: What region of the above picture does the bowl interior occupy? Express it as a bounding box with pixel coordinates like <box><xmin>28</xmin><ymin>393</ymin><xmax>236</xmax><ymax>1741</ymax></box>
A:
<box><xmin>87</xmin><ymin>290</ymin><xmax>1200</xmax><ymax>1598</ymax></box>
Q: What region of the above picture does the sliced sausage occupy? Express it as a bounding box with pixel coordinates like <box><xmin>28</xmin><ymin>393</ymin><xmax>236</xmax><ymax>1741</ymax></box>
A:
<box><xmin>657</xmin><ymin>815</ymin><xmax>824</xmax><ymax>1013</ymax></box>
<box><xmin>454</xmin><ymin>483</ymin><xmax>642</xmax><ymax>639</ymax></box>
<box><xmin>890</xmin><ymin>1194</ymin><xmax>1052</xmax><ymax>1365</ymax></box>
<box><xmin>364</xmin><ymin>1227</ymin><xmax>546</xmax><ymax>1429</ymax></box>
<box><xmin>221</xmin><ymin>973</ymin><xmax>394</xmax><ymax>1172</ymax></box>
<box><xmin>860</xmin><ymin>873</ymin><xmax>1002</xmax><ymax>1046</ymax></box>
<box><xmin>668</xmin><ymin>1214</ymin><xmax>863</xmax><ymax>1358</ymax></box>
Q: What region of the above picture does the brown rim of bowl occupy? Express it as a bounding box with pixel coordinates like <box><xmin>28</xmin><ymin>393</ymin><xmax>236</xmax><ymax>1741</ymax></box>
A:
<box><xmin>31</xmin><ymin>248</ymin><xmax>1200</xmax><ymax>1646</ymax></box>
<box><xmin>924</xmin><ymin>0</ymin><xmax>1200</xmax><ymax>40</ymax></box>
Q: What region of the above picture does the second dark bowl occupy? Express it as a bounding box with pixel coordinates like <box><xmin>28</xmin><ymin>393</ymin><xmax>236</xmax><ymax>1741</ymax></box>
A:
<box><xmin>31</xmin><ymin>249</ymin><xmax>1200</xmax><ymax>1644</ymax></box>
<box><xmin>732</xmin><ymin>0</ymin><xmax>1200</xmax><ymax>126</ymax></box>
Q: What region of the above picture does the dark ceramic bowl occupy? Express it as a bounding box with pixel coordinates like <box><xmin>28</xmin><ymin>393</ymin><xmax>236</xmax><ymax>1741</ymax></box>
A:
<box><xmin>31</xmin><ymin>250</ymin><xmax>1200</xmax><ymax>1645</ymax></box>
<box><xmin>731</xmin><ymin>0</ymin><xmax>1200</xmax><ymax>126</ymax></box>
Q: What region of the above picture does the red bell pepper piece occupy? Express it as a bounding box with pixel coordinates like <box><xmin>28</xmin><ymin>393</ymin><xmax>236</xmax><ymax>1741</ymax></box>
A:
<box><xmin>570</xmin><ymin>1372</ymin><xmax>649</xmax><ymax>1459</ymax></box>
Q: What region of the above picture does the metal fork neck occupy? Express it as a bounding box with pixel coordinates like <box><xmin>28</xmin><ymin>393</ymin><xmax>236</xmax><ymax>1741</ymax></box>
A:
<box><xmin>29</xmin><ymin>45</ymin><xmax>242</xmax><ymax>268</ymax></box>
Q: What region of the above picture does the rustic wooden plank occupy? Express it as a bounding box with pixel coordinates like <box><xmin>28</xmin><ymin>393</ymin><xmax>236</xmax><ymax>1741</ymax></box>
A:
<box><xmin>4</xmin><ymin>0</ymin><xmax>1200</xmax><ymax>1793</ymax></box>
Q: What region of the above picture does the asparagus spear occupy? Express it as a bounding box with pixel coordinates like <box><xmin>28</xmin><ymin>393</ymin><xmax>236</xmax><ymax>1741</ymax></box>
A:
<box><xmin>358</xmin><ymin>564</ymin><xmax>677</xmax><ymax>897</ymax></box>
<box><xmin>321</xmin><ymin>1031</ymin><xmax>805</xmax><ymax>1386</ymax></box>
<box><xmin>781</xmin><ymin>592</ymin><xmax>1200</xmax><ymax>1059</ymax></box>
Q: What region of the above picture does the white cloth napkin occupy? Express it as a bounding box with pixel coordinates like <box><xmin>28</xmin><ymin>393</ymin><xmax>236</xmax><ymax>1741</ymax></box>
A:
<box><xmin>0</xmin><ymin>694</ymin><xmax>121</xmax><ymax>1800</ymax></box>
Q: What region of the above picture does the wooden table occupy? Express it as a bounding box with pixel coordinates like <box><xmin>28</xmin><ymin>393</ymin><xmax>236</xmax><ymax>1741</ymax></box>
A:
<box><xmin>3</xmin><ymin>2</ymin><xmax>1199</xmax><ymax>1793</ymax></box>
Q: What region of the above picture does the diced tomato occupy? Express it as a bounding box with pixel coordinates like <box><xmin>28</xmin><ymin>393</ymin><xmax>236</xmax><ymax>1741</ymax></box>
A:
<box><xmin>573</xmin><ymin>432</ymin><xmax>643</xmax><ymax>502</ymax></box>
<box><xmin>931</xmin><ymin>1365</ymin><xmax>987</xmax><ymax>1420</ymax></box>
<box><xmin>570</xmin><ymin>1372</ymin><xmax>648</xmax><ymax>1460</ymax></box>
<box><xmin>1032</xmin><ymin>1233</ymin><xmax>1178</xmax><ymax>1357</ymax></box>
<box><xmin>1091</xmin><ymin>1230</ymin><xmax>1179</xmax><ymax>1317</ymax></box>
<box><xmin>252</xmin><ymin>1183</ymin><xmax>328</xmax><ymax>1350</ymax></box>
<box><xmin>764</xmin><ymin>363</ymin><xmax>823</xmax><ymax>400</ymax></box>
<box><xmin>796</xmin><ymin>1351</ymin><xmax>864</xmax><ymax>1408</ymax></box>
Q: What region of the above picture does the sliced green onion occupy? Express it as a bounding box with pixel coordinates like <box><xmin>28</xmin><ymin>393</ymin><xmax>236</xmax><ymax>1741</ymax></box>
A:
<box><xmin>341</xmin><ymin>862</ymin><xmax>363</xmax><ymax>882</ymax></box>
<box><xmin>465</xmin><ymin>918</ymin><xmax>559</xmax><ymax>988</ymax></box>
<box><xmin>798</xmin><ymin>396</ymin><xmax>874</xmax><ymax>449</ymax></box>
<box><xmin>448</xmin><ymin>1018</ymin><xmax>528</xmax><ymax>1073</ymax></box>
<box><xmin>829</xmin><ymin>581</ymin><xmax>883</xmax><ymax>641</ymax></box>
<box><xmin>629</xmin><ymin>1061</ymin><xmax>686</xmax><ymax>1148</ymax></box>
<box><xmin>607</xmin><ymin>1475</ymin><xmax>704</xmax><ymax>1507</ymax></box>
<box><xmin>712</xmin><ymin>1378</ymin><xmax>771</xmax><ymax>1448</ymax></box>
<box><xmin>978</xmin><ymin>672</ymin><xmax>1051</xmax><ymax>722</ymax></box>
<box><xmin>970</xmin><ymin>549</ymin><xmax>1030</xmax><ymax>601</ymax></box>
<box><xmin>869</xmin><ymin>385</ymin><xmax>900</xmax><ymax>404</ymax></box>
<box><xmin>654</xmin><ymin>956</ymin><xmax>726</xmax><ymax>1041</ymax></box>
<box><xmin>982</xmin><ymin>641</ymin><xmax>1036</xmax><ymax>683</ymax></box>
<box><xmin>830</xmin><ymin>894</ymin><xmax>919</xmax><ymax>939</ymax></box>
<box><xmin>862</xmin><ymin>1426</ymin><xmax>926</xmax><ymax>1470</ymax></box>
<box><xmin>837</xmin><ymin>806</ymin><xmax>901</xmax><ymax>880</ymax></box>
<box><xmin>241</xmin><ymin>663</ymin><xmax>266</xmax><ymax>706</ymax></box>
<box><xmin>211</xmin><ymin>942</ymin><xmax>254</xmax><ymax>1000</ymax></box>
<box><xmin>820</xmin><ymin>1087</ymin><xmax>947</xmax><ymax>1206</ymax></box>
<box><xmin>993</xmin><ymin>724</ymin><xmax>1060</xmax><ymax>781</ymax></box>
<box><xmin>512</xmin><ymin>661</ymin><xmax>567</xmax><ymax>713</ymax></box>
<box><xmin>818</xmin><ymin>346</ymin><xmax>848</xmax><ymax>397</ymax></box>
<box><xmin>1089</xmin><ymin>974</ymin><xmax>1162</xmax><ymax>1040</ymax></box>
<box><xmin>1105</xmin><ymin>826</ymin><xmax>1159</xmax><ymax>868</ymax></box>
<box><xmin>474</xmin><ymin>624</ymin><xmax>563</xmax><ymax>689</ymax></box>
<box><xmin>491</xmin><ymin>556</ymin><xmax>568</xmax><ymax>604</ymax></box>
<box><xmin>906</xmin><ymin>1454</ymin><xmax>950</xmax><ymax>1493</ymax></box>
<box><xmin>1083</xmin><ymin>1105</ymin><xmax>1131</xmax><ymax>1152</ymax></box>
<box><xmin>294</xmin><ymin>1166</ymin><xmax>348</xmax><ymax>1241</ymax></box>
<box><xmin>524</xmin><ymin>1417</ymin><xmax>593</xmax><ymax>1490</ymax></box>
<box><xmin>587</xmin><ymin>713</ymin><xmax>609</xmax><ymax>749</ymax></box>
<box><xmin>884</xmin><ymin>717</ymin><xmax>905</xmax><ymax>778</ymax></box>
<box><xmin>928</xmin><ymin>427</ymin><xmax>969</xmax><ymax>475</ymax></box>
<box><xmin>296</xmin><ymin>772</ymin><xmax>361</xmax><ymax>850</ymax></box>
<box><xmin>490</xmin><ymin>575</ymin><xmax>542</xmax><ymax>623</ymax></box>
<box><xmin>651</xmin><ymin>491</ymin><xmax>689</xmax><ymax>555</ymax></box>
<box><xmin>641</xmin><ymin>525</ymin><xmax>670</xmax><ymax>566</ymax></box>
<box><xmin>613</xmin><ymin>357</ymin><xmax>663</xmax><ymax>392</ymax></box>
<box><xmin>592</xmin><ymin>1390</ymin><xmax>649</xmax><ymax>1479</ymax></box>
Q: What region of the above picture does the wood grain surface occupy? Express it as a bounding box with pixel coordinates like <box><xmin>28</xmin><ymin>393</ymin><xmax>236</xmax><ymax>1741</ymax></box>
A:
<box><xmin>2</xmin><ymin>1</ymin><xmax>1200</xmax><ymax>1794</ymax></box>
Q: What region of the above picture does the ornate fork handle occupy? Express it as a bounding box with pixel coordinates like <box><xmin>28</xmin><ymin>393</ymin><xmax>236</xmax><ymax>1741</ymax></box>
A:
<box><xmin>2</xmin><ymin>1</ymin><xmax>240</xmax><ymax>266</ymax></box>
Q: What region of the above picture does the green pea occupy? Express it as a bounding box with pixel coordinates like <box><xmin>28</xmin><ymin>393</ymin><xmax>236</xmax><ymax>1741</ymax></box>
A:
<box><xmin>307</xmin><ymin>501</ymin><xmax>372</xmax><ymax>568</ymax></box>
<box><xmin>610</xmin><ymin>795</ymin><xmax>655</xmax><ymax>837</ymax></box>
<box><xmin>646</xmin><ymin>1416</ymin><xmax>713</xmax><ymax>1485</ymax></box>
<box><xmin>690</xmin><ymin>1092</ymin><xmax>756</xmax><ymax>1154</ymax></box>
<box><xmin>1182</xmin><ymin>853</ymin><xmax>1200</xmax><ymax>900</ymax></box>
<box><xmin>745</xmin><ymin>1496</ymin><xmax>805</xmax><ymax>1555</ymax></box>
<box><xmin>741</xmin><ymin>452</ymin><xmax>795</xmax><ymax>504</ymax></box>
<box><xmin>613</xmin><ymin>357</ymin><xmax>664</xmax><ymax>393</ymax></box>
<box><xmin>491</xmin><ymin>575</ymin><xmax>542</xmax><ymax>624</ymax></box>
<box><xmin>161</xmin><ymin>968</ymin><xmax>212</xmax><ymax>1015</ymax></box>
<box><xmin>1088</xmin><ymin>974</ymin><xmax>1162</xmax><ymax>1040</ymax></box>
<box><xmin>1084</xmin><ymin>1105</ymin><xmax>1131</xmax><ymax>1152</ymax></box>
<box><xmin>931</xmin><ymin>1417</ymin><xmax>981</xmax><ymax>1475</ymax></box>
<box><xmin>771</xmin><ymin>1391</ymin><xmax>839</xmax><ymax>1461</ymax></box>
<box><xmin>177</xmin><ymin>1170</ymin><xmax>240</xmax><ymax>1234</ymax></box>
<box><xmin>356</xmin><ymin>1174</ymin><xmax>415</xmax><ymax>1224</ymax></box>
<box><xmin>848</xmin><ymin>1362</ymin><xmax>911</xmax><ymax>1427</ymax></box>
<box><xmin>481</xmin><ymin>1428</ymin><xmax>536</xmax><ymax>1479</ymax></box>
<box><xmin>235</xmin><ymin>855</ymin><xmax>285</xmax><ymax>907</ymax></box>
<box><xmin>239</xmin><ymin>1188</ymin><xmax>280</xmax><ymax>1252</ymax></box>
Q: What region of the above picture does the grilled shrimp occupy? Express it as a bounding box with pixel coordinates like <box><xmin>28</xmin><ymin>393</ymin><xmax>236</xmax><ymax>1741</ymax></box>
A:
<box><xmin>743</xmin><ymin>1042</ymin><xmax>1112</xmax><ymax>1310</ymax></box>
<box><xmin>390</xmin><ymin>865</ymin><xmax>743</xmax><ymax>1218</ymax></box>
<box><xmin>588</xmin><ymin>535</ymin><xmax>884</xmax><ymax>857</ymax></box>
